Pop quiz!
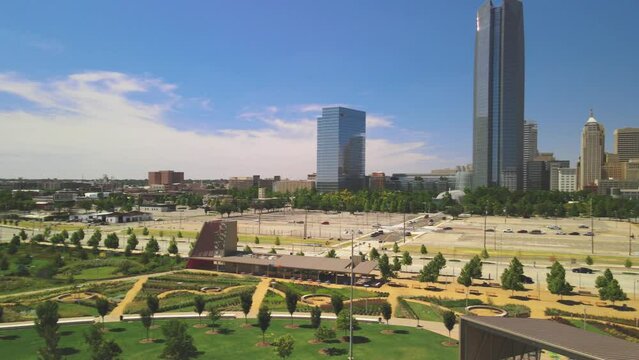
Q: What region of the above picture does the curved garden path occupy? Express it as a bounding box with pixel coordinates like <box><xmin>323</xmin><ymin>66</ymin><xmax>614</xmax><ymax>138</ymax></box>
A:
<box><xmin>157</xmin><ymin>285</ymin><xmax>247</xmax><ymax>299</ymax></box>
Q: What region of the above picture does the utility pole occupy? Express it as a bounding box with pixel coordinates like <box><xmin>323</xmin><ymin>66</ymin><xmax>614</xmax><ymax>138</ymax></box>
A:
<box><xmin>349</xmin><ymin>229</ymin><xmax>355</xmax><ymax>360</ymax></box>
<box><xmin>304</xmin><ymin>207</ymin><xmax>308</xmax><ymax>239</ymax></box>
<box><xmin>483</xmin><ymin>207</ymin><xmax>488</xmax><ymax>250</ymax></box>
<box><xmin>629</xmin><ymin>212</ymin><xmax>634</xmax><ymax>256</ymax></box>
<box><xmin>403</xmin><ymin>209</ymin><xmax>406</xmax><ymax>244</ymax></box>
<box><xmin>590</xmin><ymin>198</ymin><xmax>594</xmax><ymax>254</ymax></box>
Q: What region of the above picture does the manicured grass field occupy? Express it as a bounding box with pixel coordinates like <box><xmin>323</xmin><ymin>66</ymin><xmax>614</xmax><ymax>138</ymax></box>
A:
<box><xmin>0</xmin><ymin>319</ymin><xmax>458</xmax><ymax>359</ymax></box>
<box><xmin>401</xmin><ymin>300</ymin><xmax>443</xmax><ymax>322</ymax></box>
<box><xmin>239</xmin><ymin>234</ymin><xmax>327</xmax><ymax>246</ymax></box>
<box><xmin>71</xmin><ymin>266</ymin><xmax>119</xmax><ymax>280</ymax></box>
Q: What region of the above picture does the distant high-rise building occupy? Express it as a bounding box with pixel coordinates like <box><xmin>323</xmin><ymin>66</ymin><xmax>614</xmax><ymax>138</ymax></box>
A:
<box><xmin>614</xmin><ymin>128</ymin><xmax>639</xmax><ymax>162</ymax></box>
<box><xmin>557</xmin><ymin>168</ymin><xmax>577</xmax><ymax>192</ymax></box>
<box><xmin>548</xmin><ymin>160</ymin><xmax>570</xmax><ymax>191</ymax></box>
<box><xmin>316</xmin><ymin>107</ymin><xmax>366</xmax><ymax>193</ymax></box>
<box><xmin>602</xmin><ymin>153</ymin><xmax>623</xmax><ymax>180</ymax></box>
<box><xmin>148</xmin><ymin>170</ymin><xmax>184</xmax><ymax>186</ymax></box>
<box><xmin>369</xmin><ymin>172</ymin><xmax>386</xmax><ymax>192</ymax></box>
<box><xmin>578</xmin><ymin>112</ymin><xmax>605</xmax><ymax>189</ymax></box>
<box><xmin>472</xmin><ymin>0</ymin><xmax>525</xmax><ymax>191</ymax></box>
<box><xmin>522</xmin><ymin>121</ymin><xmax>538</xmax><ymax>190</ymax></box>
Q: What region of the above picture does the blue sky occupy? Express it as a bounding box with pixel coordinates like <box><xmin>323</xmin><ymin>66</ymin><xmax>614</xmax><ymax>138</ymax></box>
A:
<box><xmin>0</xmin><ymin>0</ymin><xmax>637</xmax><ymax>179</ymax></box>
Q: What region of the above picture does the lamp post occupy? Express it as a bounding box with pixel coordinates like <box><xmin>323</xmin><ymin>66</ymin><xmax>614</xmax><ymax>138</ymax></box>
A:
<box><xmin>483</xmin><ymin>207</ymin><xmax>488</xmax><ymax>250</ymax></box>
<box><xmin>590</xmin><ymin>198</ymin><xmax>594</xmax><ymax>254</ymax></box>
<box><xmin>349</xmin><ymin>229</ymin><xmax>356</xmax><ymax>360</ymax></box>
<box><xmin>629</xmin><ymin>212</ymin><xmax>634</xmax><ymax>256</ymax></box>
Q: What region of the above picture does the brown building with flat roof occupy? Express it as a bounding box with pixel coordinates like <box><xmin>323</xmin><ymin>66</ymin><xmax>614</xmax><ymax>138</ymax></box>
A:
<box><xmin>148</xmin><ymin>170</ymin><xmax>184</xmax><ymax>185</ymax></box>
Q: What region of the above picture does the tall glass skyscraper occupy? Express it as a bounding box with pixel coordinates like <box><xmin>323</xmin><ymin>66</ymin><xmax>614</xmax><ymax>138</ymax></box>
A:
<box><xmin>316</xmin><ymin>107</ymin><xmax>366</xmax><ymax>193</ymax></box>
<box><xmin>472</xmin><ymin>0</ymin><xmax>525</xmax><ymax>191</ymax></box>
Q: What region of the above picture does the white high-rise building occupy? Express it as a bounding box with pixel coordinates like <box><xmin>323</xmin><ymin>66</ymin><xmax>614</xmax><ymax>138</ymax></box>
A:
<box><xmin>558</xmin><ymin>168</ymin><xmax>577</xmax><ymax>192</ymax></box>
<box><xmin>578</xmin><ymin>111</ymin><xmax>605</xmax><ymax>189</ymax></box>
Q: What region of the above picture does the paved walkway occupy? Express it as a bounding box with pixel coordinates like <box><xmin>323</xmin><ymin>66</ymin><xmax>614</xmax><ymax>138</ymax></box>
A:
<box><xmin>247</xmin><ymin>277</ymin><xmax>271</xmax><ymax>317</ymax></box>
<box><xmin>106</xmin><ymin>275</ymin><xmax>148</xmax><ymax>321</ymax></box>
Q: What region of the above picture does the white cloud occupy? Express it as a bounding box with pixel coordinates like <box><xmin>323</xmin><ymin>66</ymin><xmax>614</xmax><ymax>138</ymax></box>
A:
<box><xmin>0</xmin><ymin>71</ymin><xmax>437</xmax><ymax>179</ymax></box>
<box><xmin>367</xmin><ymin>114</ymin><xmax>394</xmax><ymax>128</ymax></box>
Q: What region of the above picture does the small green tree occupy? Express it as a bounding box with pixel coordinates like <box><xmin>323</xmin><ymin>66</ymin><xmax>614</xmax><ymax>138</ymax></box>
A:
<box><xmin>177</xmin><ymin>231</ymin><xmax>183</xmax><ymax>238</ymax></box>
<box><xmin>193</xmin><ymin>295</ymin><xmax>205</xmax><ymax>325</ymax></box>
<box><xmin>207</xmin><ymin>304</ymin><xmax>221</xmax><ymax>329</ymax></box>
<box><xmin>585</xmin><ymin>255</ymin><xmax>594</xmax><ymax>265</ymax></box>
<box><xmin>501</xmin><ymin>257</ymin><xmax>525</xmax><ymax>296</ymax></box>
<box><xmin>401</xmin><ymin>251</ymin><xmax>413</xmax><ymax>271</ymax></box>
<box><xmin>325</xmin><ymin>249</ymin><xmax>337</xmax><ymax>258</ymax></box>
<box><xmin>480</xmin><ymin>248</ymin><xmax>490</xmax><ymax>259</ymax></box>
<box><xmin>127</xmin><ymin>234</ymin><xmax>139</xmax><ymax>250</ymax></box>
<box><xmin>273</xmin><ymin>334</ymin><xmax>294</xmax><ymax>359</ymax></box>
<box><xmin>257</xmin><ymin>306</ymin><xmax>272</xmax><ymax>344</ymax></box>
<box><xmin>95</xmin><ymin>298</ymin><xmax>110</xmax><ymax>323</ymax></box>
<box><xmin>546</xmin><ymin>261</ymin><xmax>573</xmax><ymax>300</ymax></box>
<box><xmin>19</xmin><ymin>229</ymin><xmax>28</xmax><ymax>241</ymax></box>
<box><xmin>595</xmin><ymin>269</ymin><xmax>627</xmax><ymax>305</ymax></box>
<box><xmin>167</xmin><ymin>238</ymin><xmax>178</xmax><ymax>255</ymax></box>
<box><xmin>458</xmin><ymin>264</ymin><xmax>473</xmax><ymax>306</ymax></box>
<box><xmin>310</xmin><ymin>306</ymin><xmax>322</xmax><ymax>328</ymax></box>
<box><xmin>331</xmin><ymin>295</ymin><xmax>344</xmax><ymax>315</ymax></box>
<box><xmin>392</xmin><ymin>242</ymin><xmax>400</xmax><ymax>253</ymax></box>
<box><xmin>142</xmin><ymin>227</ymin><xmax>149</xmax><ymax>236</ymax></box>
<box><xmin>468</xmin><ymin>255</ymin><xmax>483</xmax><ymax>279</ymax></box>
<box><xmin>336</xmin><ymin>311</ymin><xmax>358</xmax><ymax>337</ymax></box>
<box><xmin>314</xmin><ymin>325</ymin><xmax>335</xmax><ymax>343</ymax></box>
<box><xmin>254</xmin><ymin>236</ymin><xmax>260</xmax><ymax>244</ymax></box>
<box><xmin>145</xmin><ymin>237</ymin><xmax>160</xmax><ymax>254</ymax></box>
<box><xmin>243</xmin><ymin>245</ymin><xmax>252</xmax><ymax>254</ymax></box>
<box><xmin>420</xmin><ymin>244</ymin><xmax>428</xmax><ymax>255</ymax></box>
<box><xmin>378</xmin><ymin>253</ymin><xmax>395</xmax><ymax>280</ymax></box>
<box><xmin>85</xmin><ymin>324</ymin><xmax>122</xmax><ymax>360</ymax></box>
<box><xmin>160</xmin><ymin>320</ymin><xmax>198</xmax><ymax>360</ymax></box>
<box><xmin>275</xmin><ymin>236</ymin><xmax>281</xmax><ymax>245</ymax></box>
<box><xmin>34</xmin><ymin>301</ymin><xmax>61</xmax><ymax>360</ymax></box>
<box><xmin>624</xmin><ymin>258</ymin><xmax>633</xmax><ymax>269</ymax></box>
<box><xmin>104</xmin><ymin>233</ymin><xmax>119</xmax><ymax>249</ymax></box>
<box><xmin>146</xmin><ymin>294</ymin><xmax>160</xmax><ymax>326</ymax></box>
<box><xmin>140</xmin><ymin>308</ymin><xmax>153</xmax><ymax>342</ymax></box>
<box><xmin>240</xmin><ymin>292</ymin><xmax>252</xmax><ymax>324</ymax></box>
<box><xmin>442</xmin><ymin>311</ymin><xmax>456</xmax><ymax>345</ymax></box>
<box><xmin>369</xmin><ymin>247</ymin><xmax>380</xmax><ymax>261</ymax></box>
<box><xmin>285</xmin><ymin>290</ymin><xmax>299</xmax><ymax>324</ymax></box>
<box><xmin>392</xmin><ymin>256</ymin><xmax>402</xmax><ymax>271</ymax></box>
<box><xmin>269</xmin><ymin>247</ymin><xmax>277</xmax><ymax>254</ymax></box>
<box><xmin>380</xmin><ymin>302</ymin><xmax>392</xmax><ymax>325</ymax></box>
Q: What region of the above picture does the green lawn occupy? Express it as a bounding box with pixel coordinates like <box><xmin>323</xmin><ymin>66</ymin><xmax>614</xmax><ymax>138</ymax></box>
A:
<box><xmin>400</xmin><ymin>300</ymin><xmax>443</xmax><ymax>322</ymax></box>
<box><xmin>0</xmin><ymin>319</ymin><xmax>458</xmax><ymax>359</ymax></box>
<box><xmin>566</xmin><ymin>319</ymin><xmax>609</xmax><ymax>336</ymax></box>
<box><xmin>71</xmin><ymin>266</ymin><xmax>119</xmax><ymax>280</ymax></box>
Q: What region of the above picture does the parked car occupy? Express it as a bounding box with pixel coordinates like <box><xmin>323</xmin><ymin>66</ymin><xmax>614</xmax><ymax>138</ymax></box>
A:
<box><xmin>572</xmin><ymin>267</ymin><xmax>594</xmax><ymax>274</ymax></box>
<box><xmin>578</xmin><ymin>224</ymin><xmax>589</xmax><ymax>229</ymax></box>
<box><xmin>517</xmin><ymin>229</ymin><xmax>528</xmax><ymax>234</ymax></box>
<box><xmin>503</xmin><ymin>228</ymin><xmax>513</xmax><ymax>233</ymax></box>
<box><xmin>321</xmin><ymin>221</ymin><xmax>330</xmax><ymax>225</ymax></box>
<box><xmin>530</xmin><ymin>229</ymin><xmax>544</xmax><ymax>235</ymax></box>
<box><xmin>404</xmin><ymin>231</ymin><xmax>412</xmax><ymax>236</ymax></box>
<box><xmin>520</xmin><ymin>275</ymin><xmax>534</xmax><ymax>284</ymax></box>
<box><xmin>442</xmin><ymin>226</ymin><xmax>453</xmax><ymax>231</ymax></box>
<box><xmin>555</xmin><ymin>231</ymin><xmax>566</xmax><ymax>235</ymax></box>
<box><xmin>584</xmin><ymin>232</ymin><xmax>594</xmax><ymax>236</ymax></box>
<box><xmin>569</xmin><ymin>231</ymin><xmax>580</xmax><ymax>236</ymax></box>
<box><xmin>485</xmin><ymin>228</ymin><xmax>495</xmax><ymax>232</ymax></box>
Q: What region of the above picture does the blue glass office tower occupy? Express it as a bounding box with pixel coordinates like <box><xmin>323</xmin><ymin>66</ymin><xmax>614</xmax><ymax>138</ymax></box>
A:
<box><xmin>316</xmin><ymin>107</ymin><xmax>366</xmax><ymax>193</ymax></box>
<box><xmin>472</xmin><ymin>0</ymin><xmax>525</xmax><ymax>191</ymax></box>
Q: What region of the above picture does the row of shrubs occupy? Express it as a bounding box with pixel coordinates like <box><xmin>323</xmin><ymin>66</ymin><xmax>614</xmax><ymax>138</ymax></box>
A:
<box><xmin>272</xmin><ymin>281</ymin><xmax>388</xmax><ymax>299</ymax></box>
<box><xmin>550</xmin><ymin>316</ymin><xmax>639</xmax><ymax>342</ymax></box>
<box><xmin>409</xmin><ymin>296</ymin><xmax>530</xmax><ymax>318</ymax></box>
<box><xmin>545</xmin><ymin>308</ymin><xmax>637</xmax><ymax>327</ymax></box>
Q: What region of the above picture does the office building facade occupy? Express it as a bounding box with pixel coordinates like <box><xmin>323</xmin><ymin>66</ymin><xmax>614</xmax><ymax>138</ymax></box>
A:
<box><xmin>523</xmin><ymin>121</ymin><xmax>538</xmax><ymax>190</ymax></box>
<box><xmin>148</xmin><ymin>170</ymin><xmax>184</xmax><ymax>186</ymax></box>
<box><xmin>578</xmin><ymin>112</ymin><xmax>605</xmax><ymax>189</ymax></box>
<box><xmin>316</xmin><ymin>107</ymin><xmax>366</xmax><ymax>193</ymax></box>
<box><xmin>557</xmin><ymin>168</ymin><xmax>577</xmax><ymax>192</ymax></box>
<box><xmin>614</xmin><ymin>128</ymin><xmax>639</xmax><ymax>162</ymax></box>
<box><xmin>472</xmin><ymin>0</ymin><xmax>525</xmax><ymax>191</ymax></box>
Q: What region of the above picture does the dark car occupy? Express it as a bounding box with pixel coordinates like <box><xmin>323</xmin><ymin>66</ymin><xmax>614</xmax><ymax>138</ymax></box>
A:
<box><xmin>520</xmin><ymin>275</ymin><xmax>534</xmax><ymax>284</ymax></box>
<box><xmin>530</xmin><ymin>229</ymin><xmax>543</xmax><ymax>235</ymax></box>
<box><xmin>517</xmin><ymin>229</ymin><xmax>528</xmax><ymax>234</ymax></box>
<box><xmin>442</xmin><ymin>226</ymin><xmax>453</xmax><ymax>231</ymax></box>
<box><xmin>485</xmin><ymin>228</ymin><xmax>495</xmax><ymax>232</ymax></box>
<box><xmin>321</xmin><ymin>221</ymin><xmax>329</xmax><ymax>225</ymax></box>
<box><xmin>569</xmin><ymin>231</ymin><xmax>580</xmax><ymax>236</ymax></box>
<box><xmin>572</xmin><ymin>267</ymin><xmax>593</xmax><ymax>274</ymax></box>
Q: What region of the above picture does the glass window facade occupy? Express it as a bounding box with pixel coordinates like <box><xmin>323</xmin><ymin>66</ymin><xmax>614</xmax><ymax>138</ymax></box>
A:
<box><xmin>472</xmin><ymin>0</ymin><xmax>525</xmax><ymax>191</ymax></box>
<box><xmin>316</xmin><ymin>107</ymin><xmax>366</xmax><ymax>193</ymax></box>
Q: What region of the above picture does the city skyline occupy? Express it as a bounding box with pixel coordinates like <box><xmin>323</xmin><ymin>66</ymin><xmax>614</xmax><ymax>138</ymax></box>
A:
<box><xmin>0</xmin><ymin>1</ymin><xmax>638</xmax><ymax>179</ymax></box>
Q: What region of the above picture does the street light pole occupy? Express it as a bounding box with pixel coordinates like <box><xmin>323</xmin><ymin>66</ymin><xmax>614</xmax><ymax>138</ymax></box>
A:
<box><xmin>629</xmin><ymin>213</ymin><xmax>634</xmax><ymax>256</ymax></box>
<box><xmin>349</xmin><ymin>230</ymin><xmax>354</xmax><ymax>360</ymax></box>
<box><xmin>483</xmin><ymin>207</ymin><xmax>487</xmax><ymax>250</ymax></box>
<box><xmin>590</xmin><ymin>198</ymin><xmax>594</xmax><ymax>254</ymax></box>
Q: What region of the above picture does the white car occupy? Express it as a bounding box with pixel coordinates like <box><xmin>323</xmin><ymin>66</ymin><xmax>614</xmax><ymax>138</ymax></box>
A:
<box><xmin>503</xmin><ymin>228</ymin><xmax>513</xmax><ymax>233</ymax></box>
